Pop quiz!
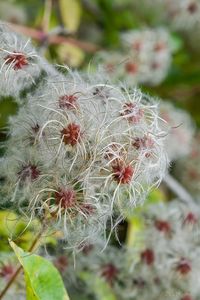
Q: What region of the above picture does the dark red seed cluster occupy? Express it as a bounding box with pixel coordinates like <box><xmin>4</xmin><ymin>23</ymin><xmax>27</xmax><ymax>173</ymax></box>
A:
<box><xmin>79</xmin><ymin>243</ymin><xmax>94</xmax><ymax>255</ymax></box>
<box><xmin>187</xmin><ymin>2</ymin><xmax>198</xmax><ymax>13</ymax></box>
<box><xmin>4</xmin><ymin>52</ymin><xmax>28</xmax><ymax>70</ymax></box>
<box><xmin>54</xmin><ymin>255</ymin><xmax>68</xmax><ymax>273</ymax></box>
<box><xmin>59</xmin><ymin>94</ymin><xmax>78</xmax><ymax>110</ymax></box>
<box><xmin>18</xmin><ymin>164</ymin><xmax>40</xmax><ymax>181</ymax></box>
<box><xmin>176</xmin><ymin>258</ymin><xmax>191</xmax><ymax>275</ymax></box>
<box><xmin>55</xmin><ymin>188</ymin><xmax>76</xmax><ymax>209</ymax></box>
<box><xmin>101</xmin><ymin>263</ymin><xmax>118</xmax><ymax>285</ymax></box>
<box><xmin>132</xmin><ymin>41</ymin><xmax>142</xmax><ymax>51</ymax></box>
<box><xmin>154</xmin><ymin>42</ymin><xmax>166</xmax><ymax>52</ymax></box>
<box><xmin>121</xmin><ymin>102</ymin><xmax>144</xmax><ymax>124</ymax></box>
<box><xmin>125</xmin><ymin>62</ymin><xmax>138</xmax><ymax>74</ymax></box>
<box><xmin>181</xmin><ymin>295</ymin><xmax>193</xmax><ymax>300</ymax></box>
<box><xmin>132</xmin><ymin>136</ymin><xmax>154</xmax><ymax>156</ymax></box>
<box><xmin>183</xmin><ymin>212</ymin><xmax>198</xmax><ymax>225</ymax></box>
<box><xmin>61</xmin><ymin>123</ymin><xmax>81</xmax><ymax>146</ymax></box>
<box><xmin>80</xmin><ymin>203</ymin><xmax>95</xmax><ymax>216</ymax></box>
<box><xmin>0</xmin><ymin>265</ymin><xmax>14</xmax><ymax>278</ymax></box>
<box><xmin>141</xmin><ymin>248</ymin><xmax>155</xmax><ymax>266</ymax></box>
<box><xmin>154</xmin><ymin>219</ymin><xmax>171</xmax><ymax>234</ymax></box>
<box><xmin>112</xmin><ymin>163</ymin><xmax>134</xmax><ymax>184</ymax></box>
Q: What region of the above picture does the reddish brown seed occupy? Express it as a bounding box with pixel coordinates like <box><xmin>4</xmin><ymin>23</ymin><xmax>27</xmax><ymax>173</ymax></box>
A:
<box><xmin>132</xmin><ymin>41</ymin><xmax>142</xmax><ymax>51</ymax></box>
<box><xmin>183</xmin><ymin>212</ymin><xmax>198</xmax><ymax>225</ymax></box>
<box><xmin>61</xmin><ymin>123</ymin><xmax>81</xmax><ymax>146</ymax></box>
<box><xmin>181</xmin><ymin>295</ymin><xmax>193</xmax><ymax>300</ymax></box>
<box><xmin>154</xmin><ymin>42</ymin><xmax>166</xmax><ymax>52</ymax></box>
<box><xmin>0</xmin><ymin>265</ymin><xmax>14</xmax><ymax>278</ymax></box>
<box><xmin>132</xmin><ymin>137</ymin><xmax>143</xmax><ymax>150</ymax></box>
<box><xmin>105</xmin><ymin>63</ymin><xmax>115</xmax><ymax>73</ymax></box>
<box><xmin>125</xmin><ymin>62</ymin><xmax>138</xmax><ymax>74</ymax></box>
<box><xmin>18</xmin><ymin>164</ymin><xmax>40</xmax><ymax>181</ymax></box>
<box><xmin>151</xmin><ymin>62</ymin><xmax>160</xmax><ymax>70</ymax></box>
<box><xmin>4</xmin><ymin>52</ymin><xmax>28</xmax><ymax>70</ymax></box>
<box><xmin>132</xmin><ymin>136</ymin><xmax>154</xmax><ymax>151</ymax></box>
<box><xmin>112</xmin><ymin>163</ymin><xmax>134</xmax><ymax>184</ymax></box>
<box><xmin>176</xmin><ymin>258</ymin><xmax>191</xmax><ymax>275</ymax></box>
<box><xmin>187</xmin><ymin>2</ymin><xmax>198</xmax><ymax>13</ymax></box>
<box><xmin>121</xmin><ymin>102</ymin><xmax>144</xmax><ymax>124</ymax></box>
<box><xmin>59</xmin><ymin>94</ymin><xmax>78</xmax><ymax>110</ymax></box>
<box><xmin>80</xmin><ymin>203</ymin><xmax>95</xmax><ymax>216</ymax></box>
<box><xmin>54</xmin><ymin>255</ymin><xmax>68</xmax><ymax>273</ymax></box>
<box><xmin>141</xmin><ymin>248</ymin><xmax>155</xmax><ymax>265</ymax></box>
<box><xmin>154</xmin><ymin>219</ymin><xmax>171</xmax><ymax>234</ymax></box>
<box><xmin>79</xmin><ymin>243</ymin><xmax>94</xmax><ymax>255</ymax></box>
<box><xmin>101</xmin><ymin>263</ymin><xmax>118</xmax><ymax>285</ymax></box>
<box><xmin>55</xmin><ymin>188</ymin><xmax>76</xmax><ymax>209</ymax></box>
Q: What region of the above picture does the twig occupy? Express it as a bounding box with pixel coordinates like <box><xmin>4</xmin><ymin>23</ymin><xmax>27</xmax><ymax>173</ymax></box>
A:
<box><xmin>6</xmin><ymin>22</ymin><xmax>99</xmax><ymax>53</ymax></box>
<box><xmin>163</xmin><ymin>173</ymin><xmax>194</xmax><ymax>204</ymax></box>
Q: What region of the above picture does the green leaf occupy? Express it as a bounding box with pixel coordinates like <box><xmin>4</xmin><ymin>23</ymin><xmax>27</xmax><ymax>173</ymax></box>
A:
<box><xmin>9</xmin><ymin>240</ymin><xmax>70</xmax><ymax>300</ymax></box>
<box><xmin>169</xmin><ymin>33</ymin><xmax>183</xmax><ymax>53</ymax></box>
<box><xmin>25</xmin><ymin>273</ymin><xmax>38</xmax><ymax>299</ymax></box>
<box><xmin>0</xmin><ymin>96</ymin><xmax>17</xmax><ymax>129</ymax></box>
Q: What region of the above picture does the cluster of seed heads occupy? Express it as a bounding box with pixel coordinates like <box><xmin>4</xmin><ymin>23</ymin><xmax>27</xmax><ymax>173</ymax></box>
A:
<box><xmin>129</xmin><ymin>200</ymin><xmax>200</xmax><ymax>300</ymax></box>
<box><xmin>97</xmin><ymin>27</ymin><xmax>172</xmax><ymax>86</ymax></box>
<box><xmin>133</xmin><ymin>0</ymin><xmax>200</xmax><ymax>47</ymax></box>
<box><xmin>58</xmin><ymin>200</ymin><xmax>200</xmax><ymax>300</ymax></box>
<box><xmin>175</xmin><ymin>133</ymin><xmax>200</xmax><ymax>200</ymax></box>
<box><xmin>0</xmin><ymin>24</ymin><xmax>43</xmax><ymax>100</ymax></box>
<box><xmin>0</xmin><ymin>24</ymin><xmax>168</xmax><ymax>249</ymax></box>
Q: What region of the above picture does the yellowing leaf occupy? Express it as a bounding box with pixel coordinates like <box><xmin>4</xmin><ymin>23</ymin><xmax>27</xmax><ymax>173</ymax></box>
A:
<box><xmin>0</xmin><ymin>211</ymin><xmax>41</xmax><ymax>251</ymax></box>
<box><xmin>57</xmin><ymin>43</ymin><xmax>85</xmax><ymax>67</ymax></box>
<box><xmin>59</xmin><ymin>0</ymin><xmax>82</xmax><ymax>32</ymax></box>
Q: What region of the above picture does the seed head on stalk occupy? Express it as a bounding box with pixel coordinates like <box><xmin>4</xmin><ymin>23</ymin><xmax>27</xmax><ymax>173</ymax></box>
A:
<box><xmin>0</xmin><ymin>28</ymin><xmax>168</xmax><ymax>249</ymax></box>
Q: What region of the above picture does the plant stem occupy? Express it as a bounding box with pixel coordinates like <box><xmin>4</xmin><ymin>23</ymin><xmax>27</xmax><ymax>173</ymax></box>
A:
<box><xmin>6</xmin><ymin>22</ymin><xmax>99</xmax><ymax>53</ymax></box>
<box><xmin>0</xmin><ymin>225</ymin><xmax>46</xmax><ymax>299</ymax></box>
<box><xmin>163</xmin><ymin>173</ymin><xmax>194</xmax><ymax>204</ymax></box>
